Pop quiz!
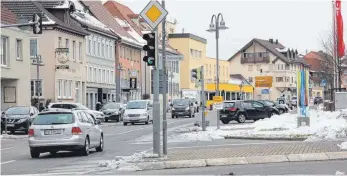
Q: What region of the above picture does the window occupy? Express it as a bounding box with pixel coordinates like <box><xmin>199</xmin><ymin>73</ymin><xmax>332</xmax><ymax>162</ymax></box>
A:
<box><xmin>252</xmin><ymin>101</ymin><xmax>264</xmax><ymax>108</ymax></box>
<box><xmin>93</xmin><ymin>40</ymin><xmax>96</xmax><ymax>56</ymax></box>
<box><xmin>111</xmin><ymin>45</ymin><xmax>114</xmax><ymax>59</ymax></box>
<box><xmin>89</xmin><ymin>66</ymin><xmax>92</xmax><ymax>82</ymax></box>
<box><xmin>94</xmin><ymin>67</ymin><xmax>97</xmax><ymax>82</ymax></box>
<box><xmin>256</xmin><ymin>64</ymin><xmax>261</xmax><ymax>71</ymax></box>
<box><xmin>30</xmin><ymin>38</ymin><xmax>38</xmax><ymax>58</ymax></box>
<box><xmin>276</xmin><ymin>77</ymin><xmax>284</xmax><ymax>82</ymax></box>
<box><xmin>248</xmin><ymin>65</ymin><xmax>253</xmax><ymax>71</ymax></box>
<box><xmin>0</xmin><ymin>36</ymin><xmax>8</xmax><ymax>66</ymax></box>
<box><xmin>65</xmin><ymin>39</ymin><xmax>69</xmax><ymax>49</ymax></box>
<box><xmin>58</xmin><ymin>79</ymin><xmax>62</xmax><ymax>98</ymax></box>
<box><xmin>248</xmin><ymin>77</ymin><xmax>253</xmax><ymax>83</ymax></box>
<box><xmin>63</xmin><ymin>80</ymin><xmax>68</xmax><ymax>97</ymax></box>
<box><xmin>110</xmin><ymin>71</ymin><xmax>114</xmax><ymax>84</ymax></box>
<box><xmin>79</xmin><ymin>42</ymin><xmax>82</xmax><ymax>62</ymax></box>
<box><xmin>88</xmin><ymin>39</ymin><xmax>91</xmax><ymax>54</ymax></box>
<box><xmin>15</xmin><ymin>39</ymin><xmax>23</xmax><ymax>60</ymax></box>
<box><xmin>72</xmin><ymin>41</ymin><xmax>76</xmax><ymax>61</ymax></box>
<box><xmin>31</xmin><ymin>80</ymin><xmax>43</xmax><ymax>97</ymax></box>
<box><xmin>58</xmin><ymin>37</ymin><xmax>62</xmax><ymax>47</ymax></box>
<box><xmin>103</xmin><ymin>69</ymin><xmax>106</xmax><ymax>83</ymax></box>
<box><xmin>106</xmin><ymin>44</ymin><xmax>109</xmax><ymax>59</ymax></box>
<box><xmin>99</xmin><ymin>68</ymin><xmax>102</xmax><ymax>83</ymax></box>
<box><xmin>98</xmin><ymin>42</ymin><xmax>101</xmax><ymax>56</ymax></box>
<box><xmin>106</xmin><ymin>69</ymin><xmax>109</xmax><ymax>83</ymax></box>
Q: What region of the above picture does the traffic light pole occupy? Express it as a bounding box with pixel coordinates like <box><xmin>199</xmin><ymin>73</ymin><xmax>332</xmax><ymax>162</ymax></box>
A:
<box><xmin>152</xmin><ymin>29</ymin><xmax>161</xmax><ymax>156</ymax></box>
<box><xmin>201</xmin><ymin>66</ymin><xmax>206</xmax><ymax>131</ymax></box>
<box><xmin>162</xmin><ymin>0</ymin><xmax>168</xmax><ymax>156</ymax></box>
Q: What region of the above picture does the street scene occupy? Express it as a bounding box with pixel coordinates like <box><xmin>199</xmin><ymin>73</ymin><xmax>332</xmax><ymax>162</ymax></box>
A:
<box><xmin>1</xmin><ymin>0</ymin><xmax>347</xmax><ymax>175</ymax></box>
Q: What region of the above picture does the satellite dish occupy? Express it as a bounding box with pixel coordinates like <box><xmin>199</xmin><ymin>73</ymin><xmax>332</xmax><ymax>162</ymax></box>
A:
<box><xmin>18</xmin><ymin>18</ymin><xmax>29</xmax><ymax>31</ymax></box>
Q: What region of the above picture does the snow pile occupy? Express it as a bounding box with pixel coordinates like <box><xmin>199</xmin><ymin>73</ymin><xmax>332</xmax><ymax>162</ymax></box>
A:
<box><xmin>0</xmin><ymin>134</ymin><xmax>27</xmax><ymax>140</ymax></box>
<box><xmin>98</xmin><ymin>151</ymin><xmax>159</xmax><ymax>172</ymax></box>
<box><xmin>337</xmin><ymin>141</ymin><xmax>347</xmax><ymax>150</ymax></box>
<box><xmin>169</xmin><ymin>127</ymin><xmax>231</xmax><ymax>142</ymax></box>
<box><xmin>336</xmin><ymin>171</ymin><xmax>346</xmax><ymax>175</ymax></box>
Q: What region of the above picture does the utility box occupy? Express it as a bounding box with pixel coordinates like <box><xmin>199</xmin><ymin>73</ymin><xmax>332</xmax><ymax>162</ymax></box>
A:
<box><xmin>335</xmin><ymin>92</ymin><xmax>347</xmax><ymax>111</ymax></box>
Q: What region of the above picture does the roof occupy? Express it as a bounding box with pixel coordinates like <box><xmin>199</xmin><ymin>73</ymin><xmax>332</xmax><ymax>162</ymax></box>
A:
<box><xmin>230</xmin><ymin>74</ymin><xmax>246</xmax><ymax>80</ymax></box>
<box><xmin>304</xmin><ymin>51</ymin><xmax>333</xmax><ymax>72</ymax></box>
<box><xmin>1</xmin><ymin>0</ymin><xmax>88</xmax><ymax>36</ymax></box>
<box><xmin>1</xmin><ymin>5</ymin><xmax>18</xmax><ymax>24</ymax></box>
<box><xmin>168</xmin><ymin>33</ymin><xmax>207</xmax><ymax>44</ymax></box>
<box><xmin>69</xmin><ymin>0</ymin><xmax>119</xmax><ymax>39</ymax></box>
<box><xmin>80</xmin><ymin>1</ymin><xmax>139</xmax><ymax>46</ymax></box>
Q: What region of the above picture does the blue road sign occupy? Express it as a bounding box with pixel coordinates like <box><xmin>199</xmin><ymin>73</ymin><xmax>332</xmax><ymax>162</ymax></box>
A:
<box><xmin>321</xmin><ymin>79</ymin><xmax>327</xmax><ymax>87</ymax></box>
<box><xmin>261</xmin><ymin>89</ymin><xmax>269</xmax><ymax>94</ymax></box>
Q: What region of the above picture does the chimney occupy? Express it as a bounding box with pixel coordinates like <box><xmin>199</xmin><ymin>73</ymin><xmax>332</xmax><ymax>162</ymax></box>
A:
<box><xmin>275</xmin><ymin>39</ymin><xmax>278</xmax><ymax>44</ymax></box>
<box><xmin>269</xmin><ymin>38</ymin><xmax>273</xmax><ymax>43</ymax></box>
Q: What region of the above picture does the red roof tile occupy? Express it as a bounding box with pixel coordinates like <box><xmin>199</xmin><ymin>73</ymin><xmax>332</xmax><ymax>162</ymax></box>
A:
<box><xmin>304</xmin><ymin>51</ymin><xmax>325</xmax><ymax>72</ymax></box>
<box><xmin>1</xmin><ymin>5</ymin><xmax>18</xmax><ymax>24</ymax></box>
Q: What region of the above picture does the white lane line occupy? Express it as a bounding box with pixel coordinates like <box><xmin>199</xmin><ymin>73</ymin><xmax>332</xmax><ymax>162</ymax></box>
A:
<box><xmin>1</xmin><ymin>160</ymin><xmax>16</xmax><ymax>165</ymax></box>
<box><xmin>167</xmin><ymin>141</ymin><xmax>298</xmax><ymax>150</ymax></box>
<box><xmin>104</xmin><ymin>119</ymin><xmax>193</xmax><ymax>137</ymax></box>
<box><xmin>1</xmin><ymin>147</ymin><xmax>14</xmax><ymax>151</ymax></box>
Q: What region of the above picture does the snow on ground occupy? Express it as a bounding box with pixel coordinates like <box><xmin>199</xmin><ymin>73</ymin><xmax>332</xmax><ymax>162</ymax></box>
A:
<box><xmin>338</xmin><ymin>141</ymin><xmax>347</xmax><ymax>150</ymax></box>
<box><xmin>168</xmin><ymin>109</ymin><xmax>347</xmax><ymax>142</ymax></box>
<box><xmin>98</xmin><ymin>151</ymin><xmax>159</xmax><ymax>172</ymax></box>
<box><xmin>0</xmin><ymin>134</ymin><xmax>27</xmax><ymax>140</ymax></box>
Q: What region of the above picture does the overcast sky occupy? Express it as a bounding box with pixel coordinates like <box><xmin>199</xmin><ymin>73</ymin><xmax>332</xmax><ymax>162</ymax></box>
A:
<box><xmin>114</xmin><ymin>0</ymin><xmax>347</xmax><ymax>60</ymax></box>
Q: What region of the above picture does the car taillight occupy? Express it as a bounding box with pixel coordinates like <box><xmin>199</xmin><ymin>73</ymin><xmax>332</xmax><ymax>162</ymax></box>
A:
<box><xmin>227</xmin><ymin>107</ymin><xmax>237</xmax><ymax>111</ymax></box>
<box><xmin>71</xmin><ymin>127</ymin><xmax>82</xmax><ymax>135</ymax></box>
<box><xmin>28</xmin><ymin>129</ymin><xmax>34</xmax><ymax>137</ymax></box>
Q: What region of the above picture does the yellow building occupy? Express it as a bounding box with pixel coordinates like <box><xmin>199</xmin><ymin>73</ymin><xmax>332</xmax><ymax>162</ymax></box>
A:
<box><xmin>204</xmin><ymin>57</ymin><xmax>230</xmax><ymax>84</ymax></box>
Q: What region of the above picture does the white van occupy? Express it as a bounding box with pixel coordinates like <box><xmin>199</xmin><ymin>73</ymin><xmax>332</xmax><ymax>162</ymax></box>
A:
<box><xmin>122</xmin><ymin>100</ymin><xmax>153</xmax><ymax>126</ymax></box>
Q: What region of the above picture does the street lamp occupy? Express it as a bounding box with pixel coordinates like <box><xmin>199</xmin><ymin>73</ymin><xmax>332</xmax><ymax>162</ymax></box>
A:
<box><xmin>207</xmin><ymin>13</ymin><xmax>228</xmax><ymax>129</ymax></box>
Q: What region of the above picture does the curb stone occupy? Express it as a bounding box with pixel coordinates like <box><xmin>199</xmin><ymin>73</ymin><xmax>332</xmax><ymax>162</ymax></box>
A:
<box><xmin>224</xmin><ymin>136</ymin><xmax>307</xmax><ymax>141</ymax></box>
<box><xmin>131</xmin><ymin>152</ymin><xmax>347</xmax><ymax>171</ymax></box>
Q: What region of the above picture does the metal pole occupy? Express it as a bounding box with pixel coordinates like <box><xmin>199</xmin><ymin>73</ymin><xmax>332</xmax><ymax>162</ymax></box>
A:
<box><xmin>36</xmin><ymin>56</ymin><xmax>40</xmax><ymax>110</ymax></box>
<box><xmin>0</xmin><ymin>22</ymin><xmax>36</xmax><ymax>28</ymax></box>
<box><xmin>116</xmin><ymin>42</ymin><xmax>121</xmax><ymax>103</ymax></box>
<box><xmin>153</xmin><ymin>29</ymin><xmax>161</xmax><ymax>156</ymax></box>
<box><xmin>171</xmin><ymin>62</ymin><xmax>173</xmax><ymax>100</ymax></box>
<box><xmin>161</xmin><ymin>0</ymin><xmax>168</xmax><ymax>156</ymax></box>
<box><xmin>201</xmin><ymin>66</ymin><xmax>206</xmax><ymax>131</ymax></box>
<box><xmin>215</xmin><ymin>17</ymin><xmax>220</xmax><ymax>129</ymax></box>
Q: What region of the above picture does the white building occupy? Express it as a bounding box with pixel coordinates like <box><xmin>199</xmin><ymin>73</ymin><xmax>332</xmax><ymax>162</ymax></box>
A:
<box><xmin>70</xmin><ymin>0</ymin><xmax>119</xmax><ymax>109</ymax></box>
<box><xmin>1</xmin><ymin>6</ymin><xmax>31</xmax><ymax>110</ymax></box>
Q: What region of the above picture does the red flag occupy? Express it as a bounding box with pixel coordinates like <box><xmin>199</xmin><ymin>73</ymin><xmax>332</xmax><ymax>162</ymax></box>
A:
<box><xmin>336</xmin><ymin>0</ymin><xmax>345</xmax><ymax>58</ymax></box>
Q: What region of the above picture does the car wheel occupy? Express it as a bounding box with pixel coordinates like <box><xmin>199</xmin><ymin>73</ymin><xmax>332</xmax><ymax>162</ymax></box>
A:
<box><xmin>221</xmin><ymin>119</ymin><xmax>230</xmax><ymax>124</ymax></box>
<box><xmin>145</xmin><ymin>117</ymin><xmax>149</xmax><ymax>125</ymax></box>
<box><xmin>80</xmin><ymin>137</ymin><xmax>90</xmax><ymax>156</ymax></box>
<box><xmin>172</xmin><ymin>115</ymin><xmax>175</xmax><ymax>119</ymax></box>
<box><xmin>189</xmin><ymin>113</ymin><xmax>193</xmax><ymax>118</ymax></box>
<box><xmin>269</xmin><ymin>111</ymin><xmax>277</xmax><ymax>117</ymax></box>
<box><xmin>279</xmin><ymin>109</ymin><xmax>284</xmax><ymax>114</ymax></box>
<box><xmin>30</xmin><ymin>148</ymin><xmax>40</xmax><ymax>158</ymax></box>
<box><xmin>237</xmin><ymin>114</ymin><xmax>246</xmax><ymax>123</ymax></box>
<box><xmin>105</xmin><ymin>118</ymin><xmax>109</xmax><ymax>122</ymax></box>
<box><xmin>96</xmin><ymin>135</ymin><xmax>104</xmax><ymax>152</ymax></box>
<box><xmin>131</xmin><ymin>122</ymin><xmax>135</xmax><ymax>125</ymax></box>
<box><xmin>123</xmin><ymin>122</ymin><xmax>127</xmax><ymax>126</ymax></box>
<box><xmin>10</xmin><ymin>130</ymin><xmax>15</xmax><ymax>134</ymax></box>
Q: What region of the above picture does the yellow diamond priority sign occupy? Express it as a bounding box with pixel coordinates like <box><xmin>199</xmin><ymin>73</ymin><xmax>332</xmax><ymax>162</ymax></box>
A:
<box><xmin>140</xmin><ymin>0</ymin><xmax>168</xmax><ymax>29</ymax></box>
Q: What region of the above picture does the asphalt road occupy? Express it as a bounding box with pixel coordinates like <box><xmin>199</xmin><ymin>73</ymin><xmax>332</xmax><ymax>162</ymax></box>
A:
<box><xmin>121</xmin><ymin>160</ymin><xmax>347</xmax><ymax>175</ymax></box>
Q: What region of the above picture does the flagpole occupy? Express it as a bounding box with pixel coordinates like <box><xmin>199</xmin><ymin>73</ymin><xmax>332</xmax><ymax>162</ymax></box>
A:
<box><xmin>332</xmin><ymin>0</ymin><xmax>337</xmax><ymax>90</ymax></box>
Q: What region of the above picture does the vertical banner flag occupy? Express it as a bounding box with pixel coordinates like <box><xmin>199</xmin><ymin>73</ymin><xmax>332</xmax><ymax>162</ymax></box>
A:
<box><xmin>297</xmin><ymin>68</ymin><xmax>310</xmax><ymax>118</ymax></box>
<box><xmin>336</xmin><ymin>0</ymin><xmax>345</xmax><ymax>58</ymax></box>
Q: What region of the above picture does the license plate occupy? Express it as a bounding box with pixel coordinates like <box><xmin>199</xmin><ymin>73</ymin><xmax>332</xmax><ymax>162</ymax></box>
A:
<box><xmin>44</xmin><ymin>129</ymin><xmax>62</xmax><ymax>135</ymax></box>
<box><xmin>7</xmin><ymin>123</ymin><xmax>14</xmax><ymax>127</ymax></box>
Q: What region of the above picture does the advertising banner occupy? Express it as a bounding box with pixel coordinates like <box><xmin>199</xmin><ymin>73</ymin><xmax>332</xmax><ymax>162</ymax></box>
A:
<box><xmin>297</xmin><ymin>69</ymin><xmax>310</xmax><ymax>118</ymax></box>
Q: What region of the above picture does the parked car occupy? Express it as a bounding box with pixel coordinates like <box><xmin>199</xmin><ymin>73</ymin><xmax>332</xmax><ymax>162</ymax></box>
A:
<box><xmin>47</xmin><ymin>103</ymin><xmax>105</xmax><ymax>122</ymax></box>
<box><xmin>220</xmin><ymin>100</ymin><xmax>279</xmax><ymax>124</ymax></box>
<box><xmin>100</xmin><ymin>102</ymin><xmax>124</xmax><ymax>122</ymax></box>
<box><xmin>28</xmin><ymin>109</ymin><xmax>103</xmax><ymax>158</ymax></box>
<box><xmin>1</xmin><ymin>106</ymin><xmax>39</xmax><ymax>134</ymax></box>
<box><xmin>122</xmin><ymin>100</ymin><xmax>153</xmax><ymax>125</ymax></box>
<box><xmin>290</xmin><ymin>96</ymin><xmax>297</xmax><ymax>108</ymax></box>
<box><xmin>171</xmin><ymin>98</ymin><xmax>195</xmax><ymax>118</ymax></box>
<box><xmin>314</xmin><ymin>97</ymin><xmax>323</xmax><ymax>105</ymax></box>
<box><xmin>258</xmin><ymin>100</ymin><xmax>289</xmax><ymax>114</ymax></box>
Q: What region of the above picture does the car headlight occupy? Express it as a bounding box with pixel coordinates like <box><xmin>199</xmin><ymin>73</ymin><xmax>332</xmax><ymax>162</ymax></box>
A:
<box><xmin>112</xmin><ymin>111</ymin><xmax>119</xmax><ymax>115</ymax></box>
<box><xmin>18</xmin><ymin>118</ymin><xmax>28</xmax><ymax>123</ymax></box>
<box><xmin>141</xmin><ymin>113</ymin><xmax>147</xmax><ymax>116</ymax></box>
<box><xmin>185</xmin><ymin>107</ymin><xmax>189</xmax><ymax>110</ymax></box>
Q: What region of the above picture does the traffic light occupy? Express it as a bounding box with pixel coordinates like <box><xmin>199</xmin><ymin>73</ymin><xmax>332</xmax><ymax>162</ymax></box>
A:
<box><xmin>191</xmin><ymin>67</ymin><xmax>201</xmax><ymax>81</ymax></box>
<box><xmin>142</xmin><ymin>33</ymin><xmax>155</xmax><ymax>66</ymax></box>
<box><xmin>32</xmin><ymin>13</ymin><xmax>42</xmax><ymax>34</ymax></box>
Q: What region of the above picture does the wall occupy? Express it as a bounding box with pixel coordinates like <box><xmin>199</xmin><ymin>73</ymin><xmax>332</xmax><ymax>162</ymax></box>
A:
<box><xmin>1</xmin><ymin>27</ymin><xmax>31</xmax><ymax>110</ymax></box>
<box><xmin>204</xmin><ymin>57</ymin><xmax>229</xmax><ymax>84</ymax></box>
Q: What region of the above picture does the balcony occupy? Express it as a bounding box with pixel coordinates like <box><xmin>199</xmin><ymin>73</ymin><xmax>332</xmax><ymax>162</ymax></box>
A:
<box><xmin>241</xmin><ymin>54</ymin><xmax>270</xmax><ymax>64</ymax></box>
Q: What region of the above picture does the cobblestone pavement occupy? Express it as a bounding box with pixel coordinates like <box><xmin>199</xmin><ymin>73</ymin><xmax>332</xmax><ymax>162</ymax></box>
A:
<box><xmin>166</xmin><ymin>141</ymin><xmax>343</xmax><ymax>161</ymax></box>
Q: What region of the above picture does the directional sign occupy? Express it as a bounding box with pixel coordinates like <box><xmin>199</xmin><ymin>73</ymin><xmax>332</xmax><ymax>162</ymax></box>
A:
<box><xmin>130</xmin><ymin>78</ymin><xmax>137</xmax><ymax>89</ymax></box>
<box><xmin>140</xmin><ymin>0</ymin><xmax>168</xmax><ymax>29</ymax></box>
<box><xmin>213</xmin><ymin>96</ymin><xmax>223</xmax><ymax>103</ymax></box>
<box><xmin>255</xmin><ymin>76</ymin><xmax>273</xmax><ymax>87</ymax></box>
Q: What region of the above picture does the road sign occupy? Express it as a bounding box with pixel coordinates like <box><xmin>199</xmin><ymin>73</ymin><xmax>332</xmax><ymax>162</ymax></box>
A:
<box><xmin>255</xmin><ymin>76</ymin><xmax>273</xmax><ymax>87</ymax></box>
<box><xmin>213</xmin><ymin>96</ymin><xmax>223</xmax><ymax>103</ymax></box>
<box><xmin>261</xmin><ymin>89</ymin><xmax>269</xmax><ymax>94</ymax></box>
<box><xmin>130</xmin><ymin>78</ymin><xmax>137</xmax><ymax>89</ymax></box>
<box><xmin>321</xmin><ymin>79</ymin><xmax>327</xmax><ymax>87</ymax></box>
<box><xmin>214</xmin><ymin>103</ymin><xmax>223</xmax><ymax>110</ymax></box>
<box><xmin>56</xmin><ymin>65</ymin><xmax>69</xmax><ymax>69</ymax></box>
<box><xmin>140</xmin><ymin>0</ymin><xmax>168</xmax><ymax>29</ymax></box>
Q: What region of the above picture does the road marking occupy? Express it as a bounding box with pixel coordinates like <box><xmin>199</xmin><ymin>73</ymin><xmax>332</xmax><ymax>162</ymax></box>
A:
<box><xmin>167</xmin><ymin>141</ymin><xmax>298</xmax><ymax>150</ymax></box>
<box><xmin>1</xmin><ymin>147</ymin><xmax>14</xmax><ymax>151</ymax></box>
<box><xmin>104</xmin><ymin>119</ymin><xmax>193</xmax><ymax>137</ymax></box>
<box><xmin>1</xmin><ymin>160</ymin><xmax>15</xmax><ymax>165</ymax></box>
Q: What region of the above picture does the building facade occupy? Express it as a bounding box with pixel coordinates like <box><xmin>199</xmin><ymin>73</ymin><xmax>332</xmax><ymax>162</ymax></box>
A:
<box><xmin>70</xmin><ymin>0</ymin><xmax>119</xmax><ymax>109</ymax></box>
<box><xmin>3</xmin><ymin>1</ymin><xmax>89</xmax><ymax>105</ymax></box>
<box><xmin>228</xmin><ymin>38</ymin><xmax>310</xmax><ymax>101</ymax></box>
<box><xmin>1</xmin><ymin>6</ymin><xmax>31</xmax><ymax>110</ymax></box>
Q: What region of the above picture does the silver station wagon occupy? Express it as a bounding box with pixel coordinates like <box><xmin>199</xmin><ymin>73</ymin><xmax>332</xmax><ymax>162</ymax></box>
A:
<box><xmin>28</xmin><ymin>110</ymin><xmax>104</xmax><ymax>158</ymax></box>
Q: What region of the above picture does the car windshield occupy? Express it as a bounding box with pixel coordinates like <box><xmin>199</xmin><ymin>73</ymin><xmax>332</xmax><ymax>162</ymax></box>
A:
<box><xmin>292</xmin><ymin>97</ymin><xmax>297</xmax><ymax>100</ymax></box>
<box><xmin>263</xmin><ymin>101</ymin><xmax>274</xmax><ymax>106</ymax></box>
<box><xmin>33</xmin><ymin>113</ymin><xmax>74</xmax><ymax>125</ymax></box>
<box><xmin>173</xmin><ymin>99</ymin><xmax>189</xmax><ymax>106</ymax></box>
<box><xmin>76</xmin><ymin>104</ymin><xmax>89</xmax><ymax>110</ymax></box>
<box><xmin>103</xmin><ymin>103</ymin><xmax>120</xmax><ymax>109</ymax></box>
<box><xmin>6</xmin><ymin>107</ymin><xmax>30</xmax><ymax>115</ymax></box>
<box><xmin>126</xmin><ymin>101</ymin><xmax>147</xmax><ymax>109</ymax></box>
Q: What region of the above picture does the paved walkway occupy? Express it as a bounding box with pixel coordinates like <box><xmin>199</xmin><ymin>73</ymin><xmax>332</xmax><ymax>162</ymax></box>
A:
<box><xmin>165</xmin><ymin>141</ymin><xmax>343</xmax><ymax>161</ymax></box>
